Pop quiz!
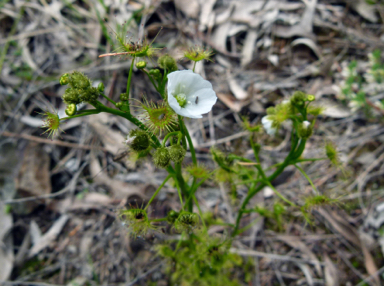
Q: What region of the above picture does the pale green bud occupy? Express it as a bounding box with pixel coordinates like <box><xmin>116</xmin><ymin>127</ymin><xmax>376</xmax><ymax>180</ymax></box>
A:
<box><xmin>136</xmin><ymin>61</ymin><xmax>147</xmax><ymax>69</ymax></box>
<box><xmin>297</xmin><ymin>121</ymin><xmax>312</xmax><ymax>138</ymax></box>
<box><xmin>128</xmin><ymin>130</ymin><xmax>150</xmax><ymax>152</ymax></box>
<box><xmin>168</xmin><ymin>145</ymin><xmax>186</xmax><ymax>164</ymax></box>
<box><xmin>291</xmin><ymin>91</ymin><xmax>307</xmax><ymax>108</ymax></box>
<box><xmin>158</xmin><ymin>54</ymin><xmax>177</xmax><ymax>72</ymax></box>
<box><xmin>98</xmin><ymin>82</ymin><xmax>105</xmax><ymax>92</ymax></box>
<box><xmin>153</xmin><ymin>147</ymin><xmax>171</xmax><ymax>168</ymax></box>
<box><xmin>65</xmin><ymin>103</ymin><xmax>77</xmax><ymax>116</ymax></box>
<box><xmin>60</xmin><ymin>73</ymin><xmax>69</xmax><ymax>85</ymax></box>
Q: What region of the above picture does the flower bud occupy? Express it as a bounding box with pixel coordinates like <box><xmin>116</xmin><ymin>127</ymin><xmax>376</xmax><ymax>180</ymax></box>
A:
<box><xmin>136</xmin><ymin>61</ymin><xmax>147</xmax><ymax>69</ymax></box>
<box><xmin>157</xmin><ymin>54</ymin><xmax>177</xmax><ymax>72</ymax></box>
<box><xmin>166</xmin><ymin>210</ymin><xmax>179</xmax><ymax>224</ymax></box>
<box><xmin>65</xmin><ymin>103</ymin><xmax>77</xmax><ymax>116</ymax></box>
<box><xmin>120</xmin><ymin>93</ymin><xmax>129</xmax><ymax>101</ymax></box>
<box><xmin>79</xmin><ymin>87</ymin><xmax>99</xmax><ymax>103</ymax></box>
<box><xmin>127</xmin><ymin>129</ymin><xmax>150</xmax><ymax>152</ymax></box>
<box><xmin>290</xmin><ymin>91</ymin><xmax>307</xmax><ymax>108</ymax></box>
<box><xmin>168</xmin><ymin>145</ymin><xmax>186</xmax><ymax>164</ymax></box>
<box><xmin>297</xmin><ymin>121</ymin><xmax>312</xmax><ymax>139</ymax></box>
<box><xmin>149</xmin><ymin>69</ymin><xmax>162</xmax><ymax>80</ymax></box>
<box><xmin>62</xmin><ymin>88</ymin><xmax>81</xmax><ymax>105</ymax></box>
<box><xmin>153</xmin><ymin>147</ymin><xmax>171</xmax><ymax>168</ymax></box>
<box><xmin>98</xmin><ymin>82</ymin><xmax>104</xmax><ymax>92</ymax></box>
<box><xmin>71</xmin><ymin>71</ymin><xmax>91</xmax><ymax>89</ymax></box>
<box><xmin>116</xmin><ymin>102</ymin><xmax>123</xmax><ymax>109</ymax></box>
<box><xmin>60</xmin><ymin>73</ymin><xmax>69</xmax><ymax>85</ymax></box>
<box><xmin>307</xmin><ymin>94</ymin><xmax>315</xmax><ymax>102</ymax></box>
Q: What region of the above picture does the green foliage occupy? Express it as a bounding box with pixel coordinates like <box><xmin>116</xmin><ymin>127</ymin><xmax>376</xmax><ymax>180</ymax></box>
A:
<box><xmin>156</xmin><ymin>234</ymin><xmax>247</xmax><ymax>286</ymax></box>
<box><xmin>341</xmin><ymin>49</ymin><xmax>384</xmax><ymax>117</ymax></box>
<box><xmin>301</xmin><ymin>195</ymin><xmax>340</xmax><ymax>223</ymax></box>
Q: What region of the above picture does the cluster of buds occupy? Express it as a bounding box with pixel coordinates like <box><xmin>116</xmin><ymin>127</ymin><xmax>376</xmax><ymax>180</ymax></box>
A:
<box><xmin>125</xmin><ymin>129</ymin><xmax>186</xmax><ymax>168</ymax></box>
<box><xmin>153</xmin><ymin>144</ymin><xmax>186</xmax><ymax>168</ymax></box>
<box><xmin>60</xmin><ymin>72</ymin><xmax>103</xmax><ymax>113</ymax></box>
<box><xmin>261</xmin><ymin>91</ymin><xmax>319</xmax><ymax>138</ymax></box>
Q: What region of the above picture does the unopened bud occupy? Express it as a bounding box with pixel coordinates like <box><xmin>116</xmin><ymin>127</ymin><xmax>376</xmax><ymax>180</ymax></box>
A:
<box><xmin>168</xmin><ymin>145</ymin><xmax>186</xmax><ymax>164</ymax></box>
<box><xmin>120</xmin><ymin>93</ymin><xmax>129</xmax><ymax>101</ymax></box>
<box><xmin>149</xmin><ymin>69</ymin><xmax>162</xmax><ymax>80</ymax></box>
<box><xmin>60</xmin><ymin>73</ymin><xmax>69</xmax><ymax>85</ymax></box>
<box><xmin>65</xmin><ymin>103</ymin><xmax>77</xmax><ymax>116</ymax></box>
<box><xmin>136</xmin><ymin>61</ymin><xmax>147</xmax><ymax>69</ymax></box>
<box><xmin>153</xmin><ymin>147</ymin><xmax>171</xmax><ymax>168</ymax></box>
<box><xmin>128</xmin><ymin>130</ymin><xmax>150</xmax><ymax>152</ymax></box>
<box><xmin>291</xmin><ymin>91</ymin><xmax>307</xmax><ymax>108</ymax></box>
<box><xmin>307</xmin><ymin>94</ymin><xmax>315</xmax><ymax>102</ymax></box>
<box><xmin>298</xmin><ymin>121</ymin><xmax>312</xmax><ymax>138</ymax></box>
<box><xmin>166</xmin><ymin>210</ymin><xmax>179</xmax><ymax>224</ymax></box>
<box><xmin>98</xmin><ymin>82</ymin><xmax>104</xmax><ymax>92</ymax></box>
<box><xmin>158</xmin><ymin>55</ymin><xmax>177</xmax><ymax>72</ymax></box>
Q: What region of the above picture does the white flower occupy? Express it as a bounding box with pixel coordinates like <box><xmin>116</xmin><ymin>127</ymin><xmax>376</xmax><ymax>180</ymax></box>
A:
<box><xmin>167</xmin><ymin>70</ymin><xmax>217</xmax><ymax>119</ymax></box>
<box><xmin>302</xmin><ymin>121</ymin><xmax>311</xmax><ymax>129</ymax></box>
<box><xmin>261</xmin><ymin>116</ymin><xmax>277</xmax><ymax>135</ymax></box>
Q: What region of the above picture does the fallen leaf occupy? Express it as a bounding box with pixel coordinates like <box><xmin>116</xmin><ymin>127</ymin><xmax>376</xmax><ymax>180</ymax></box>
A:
<box><xmin>174</xmin><ymin>0</ymin><xmax>199</xmax><ymax>19</ymax></box>
<box><xmin>315</xmin><ymin>98</ymin><xmax>352</xmax><ymax>118</ymax></box>
<box><xmin>29</xmin><ymin>214</ymin><xmax>69</xmax><ymax>257</ymax></box>
<box><xmin>350</xmin><ymin>0</ymin><xmax>379</xmax><ymax>23</ymax></box>
<box><xmin>227</xmin><ymin>70</ymin><xmax>248</xmax><ymax>100</ymax></box>
<box><xmin>323</xmin><ymin>253</ymin><xmax>340</xmax><ymax>286</ymax></box>
<box><xmin>15</xmin><ymin>142</ymin><xmax>51</xmax><ymax>215</ymax></box>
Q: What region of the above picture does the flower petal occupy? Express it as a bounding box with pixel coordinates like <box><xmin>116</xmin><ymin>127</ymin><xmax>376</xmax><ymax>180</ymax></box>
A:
<box><xmin>167</xmin><ymin>70</ymin><xmax>217</xmax><ymax>118</ymax></box>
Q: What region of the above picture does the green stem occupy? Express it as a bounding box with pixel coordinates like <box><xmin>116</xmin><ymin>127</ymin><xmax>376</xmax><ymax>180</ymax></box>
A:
<box><xmin>60</xmin><ymin>109</ymin><xmax>100</xmax><ymax>120</ymax></box>
<box><xmin>192</xmin><ymin>61</ymin><xmax>197</xmax><ymax>72</ymax></box>
<box><xmin>144</xmin><ymin>174</ymin><xmax>171</xmax><ymax>211</ymax></box>
<box><xmin>101</xmin><ymin>93</ymin><xmax>116</xmax><ymax>106</ymax></box>
<box><xmin>180</xmin><ymin>118</ymin><xmax>197</xmax><ymax>166</ymax></box>
<box><xmin>125</xmin><ymin>57</ymin><xmax>136</xmax><ymax>108</ymax></box>
<box><xmin>143</xmin><ymin>69</ymin><xmax>160</xmax><ymax>94</ymax></box>
<box><xmin>264</xmin><ymin>180</ymin><xmax>297</xmax><ymax>207</ymax></box>
<box><xmin>294</xmin><ymin>164</ymin><xmax>319</xmax><ymax>195</ymax></box>
<box><xmin>175</xmin><ymin>179</ymin><xmax>185</xmax><ymax>209</ymax></box>
<box><xmin>162</xmin><ymin>131</ymin><xmax>180</xmax><ymax>147</ymax></box>
<box><xmin>93</xmin><ymin>101</ymin><xmax>161</xmax><ymax>147</ymax></box>
<box><xmin>192</xmin><ymin>195</ymin><xmax>207</xmax><ymax>232</ymax></box>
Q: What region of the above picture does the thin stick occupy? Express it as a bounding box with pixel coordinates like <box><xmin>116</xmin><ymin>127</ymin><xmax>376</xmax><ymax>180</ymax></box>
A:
<box><xmin>1</xmin><ymin>131</ymin><xmax>108</xmax><ymax>152</ymax></box>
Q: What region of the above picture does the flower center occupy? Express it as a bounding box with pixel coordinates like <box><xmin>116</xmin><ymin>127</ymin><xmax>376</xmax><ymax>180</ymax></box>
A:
<box><xmin>174</xmin><ymin>93</ymin><xmax>187</xmax><ymax>108</ymax></box>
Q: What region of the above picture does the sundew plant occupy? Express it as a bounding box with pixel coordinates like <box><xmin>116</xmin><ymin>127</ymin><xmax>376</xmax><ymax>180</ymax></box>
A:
<box><xmin>41</xmin><ymin>23</ymin><xmax>339</xmax><ymax>285</ymax></box>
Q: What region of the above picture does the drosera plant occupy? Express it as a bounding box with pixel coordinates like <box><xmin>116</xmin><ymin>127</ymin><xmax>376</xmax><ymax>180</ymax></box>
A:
<box><xmin>39</xmin><ymin>21</ymin><xmax>344</xmax><ymax>285</ymax></box>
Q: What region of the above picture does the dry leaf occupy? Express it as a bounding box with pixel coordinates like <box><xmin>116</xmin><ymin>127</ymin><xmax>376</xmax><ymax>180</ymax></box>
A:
<box><xmin>291</xmin><ymin>38</ymin><xmax>322</xmax><ymax>59</ymax></box>
<box><xmin>315</xmin><ymin>98</ymin><xmax>352</xmax><ymax>118</ymax></box>
<box><xmin>29</xmin><ymin>214</ymin><xmax>69</xmax><ymax>257</ymax></box>
<box><xmin>241</xmin><ymin>29</ymin><xmax>258</xmax><ymax>67</ymax></box>
<box><xmin>350</xmin><ymin>0</ymin><xmax>379</xmax><ymax>23</ymax></box>
<box><xmin>174</xmin><ymin>0</ymin><xmax>200</xmax><ymax>19</ymax></box>
<box><xmin>227</xmin><ymin>70</ymin><xmax>248</xmax><ymax>100</ymax></box>
<box><xmin>90</xmin><ymin>155</ymin><xmax>144</xmax><ymax>199</ymax></box>
<box><xmin>15</xmin><ymin>142</ymin><xmax>51</xmax><ymax>215</ymax></box>
<box><xmin>323</xmin><ymin>253</ymin><xmax>340</xmax><ymax>286</ymax></box>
